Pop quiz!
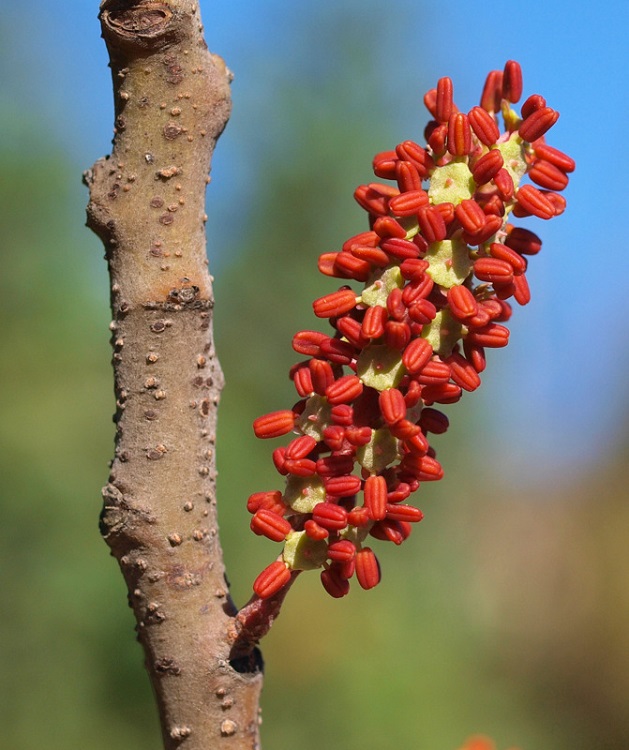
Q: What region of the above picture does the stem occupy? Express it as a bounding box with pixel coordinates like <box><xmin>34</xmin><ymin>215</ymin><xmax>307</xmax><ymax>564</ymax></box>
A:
<box><xmin>85</xmin><ymin>2</ymin><xmax>270</xmax><ymax>747</ymax></box>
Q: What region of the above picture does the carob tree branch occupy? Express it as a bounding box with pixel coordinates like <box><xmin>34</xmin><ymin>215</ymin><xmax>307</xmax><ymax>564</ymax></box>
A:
<box><xmin>84</xmin><ymin>2</ymin><xmax>276</xmax><ymax>747</ymax></box>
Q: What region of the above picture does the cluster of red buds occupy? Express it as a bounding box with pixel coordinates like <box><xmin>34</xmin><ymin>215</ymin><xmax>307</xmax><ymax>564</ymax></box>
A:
<box><xmin>249</xmin><ymin>61</ymin><xmax>574</xmax><ymax>599</ymax></box>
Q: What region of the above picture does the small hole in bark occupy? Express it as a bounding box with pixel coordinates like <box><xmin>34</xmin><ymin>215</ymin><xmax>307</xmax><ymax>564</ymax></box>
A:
<box><xmin>229</xmin><ymin>647</ymin><xmax>264</xmax><ymax>675</ymax></box>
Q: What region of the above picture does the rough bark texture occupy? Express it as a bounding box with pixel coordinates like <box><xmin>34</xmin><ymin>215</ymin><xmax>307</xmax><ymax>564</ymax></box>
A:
<box><xmin>84</xmin><ymin>2</ymin><xmax>266</xmax><ymax>747</ymax></box>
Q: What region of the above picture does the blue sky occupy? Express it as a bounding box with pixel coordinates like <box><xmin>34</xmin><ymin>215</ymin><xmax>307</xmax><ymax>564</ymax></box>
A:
<box><xmin>3</xmin><ymin>0</ymin><xmax>628</xmax><ymax>482</ymax></box>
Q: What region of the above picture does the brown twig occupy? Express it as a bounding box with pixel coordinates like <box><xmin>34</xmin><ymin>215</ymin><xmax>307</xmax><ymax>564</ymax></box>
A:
<box><xmin>84</xmin><ymin>2</ymin><xmax>276</xmax><ymax>747</ymax></box>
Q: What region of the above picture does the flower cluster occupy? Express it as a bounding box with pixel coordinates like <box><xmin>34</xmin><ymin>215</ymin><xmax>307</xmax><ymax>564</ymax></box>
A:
<box><xmin>249</xmin><ymin>61</ymin><xmax>573</xmax><ymax>599</ymax></box>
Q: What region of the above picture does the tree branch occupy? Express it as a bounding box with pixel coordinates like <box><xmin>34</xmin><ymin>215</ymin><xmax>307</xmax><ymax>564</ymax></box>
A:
<box><xmin>84</xmin><ymin>2</ymin><xmax>269</xmax><ymax>747</ymax></box>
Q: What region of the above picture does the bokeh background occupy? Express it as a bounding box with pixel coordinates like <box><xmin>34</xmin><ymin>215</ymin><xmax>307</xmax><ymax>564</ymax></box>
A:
<box><xmin>1</xmin><ymin>1</ymin><xmax>628</xmax><ymax>748</ymax></box>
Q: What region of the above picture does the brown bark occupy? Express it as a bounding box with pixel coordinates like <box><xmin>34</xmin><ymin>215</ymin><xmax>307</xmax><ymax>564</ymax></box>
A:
<box><xmin>84</xmin><ymin>2</ymin><xmax>272</xmax><ymax>747</ymax></box>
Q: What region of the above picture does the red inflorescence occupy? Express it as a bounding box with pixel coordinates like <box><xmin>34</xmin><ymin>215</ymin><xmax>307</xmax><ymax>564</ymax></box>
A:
<box><xmin>249</xmin><ymin>61</ymin><xmax>573</xmax><ymax>598</ymax></box>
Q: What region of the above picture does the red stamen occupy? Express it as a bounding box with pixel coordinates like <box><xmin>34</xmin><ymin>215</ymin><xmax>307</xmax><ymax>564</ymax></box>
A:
<box><xmin>292</xmin><ymin>365</ymin><xmax>314</xmax><ymax>397</ymax></box>
<box><xmin>417</xmin><ymin>206</ymin><xmax>447</xmax><ymax>242</ymax></box>
<box><xmin>513</xmin><ymin>273</ymin><xmax>531</xmax><ymax>305</ymax></box>
<box><xmin>529</xmin><ymin>159</ymin><xmax>569</xmax><ymax>191</ymax></box>
<box><xmin>379</xmin><ymin>388</ymin><xmax>407</xmax><ymax>425</ymax></box>
<box><xmin>436</xmin><ymin>76</ymin><xmax>454</xmax><ymax>123</ymax></box>
<box><xmin>308</xmin><ymin>358</ymin><xmax>334</xmax><ymax>395</ymax></box>
<box><xmin>465</xmin><ymin>323</ymin><xmax>510</xmax><ymax>348</ymax></box>
<box><xmin>320</xmin><ymin>336</ymin><xmax>360</xmax><ymax>365</ymax></box>
<box><xmin>250</xmin><ymin>508</ymin><xmax>292</xmax><ymax>542</ymax></box>
<box><xmin>447</xmin><ymin>112</ymin><xmax>472</xmax><ymax>155</ymax></box>
<box><xmin>480</xmin><ymin>70</ymin><xmax>503</xmax><ymax>113</ymax></box>
<box><xmin>327</xmin><ymin>540</ymin><xmax>357</xmax><ymax>563</ymax></box>
<box><xmin>253</xmin><ymin>561</ymin><xmax>291</xmax><ymax>599</ymax></box>
<box><xmin>521</xmin><ymin>94</ymin><xmax>546</xmax><ymax>119</ymax></box>
<box><xmin>455</xmin><ymin>199</ymin><xmax>486</xmax><ymax>235</ymax></box>
<box><xmin>381</xmin><ymin>237</ymin><xmax>421</xmax><ymax>261</ymax></box>
<box><xmin>372</xmin><ymin>150</ymin><xmax>398</xmax><ymax>179</ymax></box>
<box><xmin>518</xmin><ymin>107</ymin><xmax>559</xmax><ymax>142</ymax></box>
<box><xmin>285</xmin><ymin>435</ymin><xmax>317</xmax><ymax>460</ymax></box>
<box><xmin>415</xmin><ymin>359</ymin><xmax>451</xmax><ymax>385</ymax></box>
<box><xmin>317</xmin><ymin>455</ymin><xmax>354</xmax><ymax>478</ymax></box>
<box><xmin>389</xmin><ymin>189</ymin><xmax>430</xmax><ymax>217</ymax></box>
<box><xmin>342</xmin><ymin>231</ymin><xmax>379</xmax><ymax>253</ymax></box>
<box><xmin>504</xmin><ymin>226</ymin><xmax>542</xmax><ymax>255</ymax></box>
<box><xmin>471</xmin><ymin>149</ymin><xmax>504</xmax><ymax>185</ymax></box>
<box><xmin>423</xmin><ymin>87</ymin><xmax>438</xmax><ymax>119</ymax></box>
<box><xmin>408</xmin><ymin>298</ymin><xmax>437</xmax><ymax>325</ymax></box>
<box><xmin>402</xmin><ymin>337</ymin><xmax>434</xmax><ymax>374</ymax></box>
<box><xmin>494</xmin><ymin>168</ymin><xmax>515</xmax><ymax>200</ymax></box>
<box><xmin>354</xmin><ymin>183</ymin><xmax>398</xmax><ymax>216</ymax></box>
<box><xmin>396</xmin><ymin>140</ymin><xmax>435</xmax><ymax>178</ymax></box>
<box><xmin>312</xmin><ymin>501</ymin><xmax>349</xmax><ymax>529</ymax></box>
<box><xmin>385</xmin><ymin>504</ymin><xmax>424</xmax><ymax>523</ymax></box>
<box><xmin>321</xmin><ymin>568</ymin><xmax>350</xmax><ymax>598</ymax></box>
<box><xmin>351</xmin><ymin>244</ymin><xmax>391</xmax><ymax>267</ymax></box>
<box><xmin>313</xmin><ymin>288</ymin><xmax>357</xmax><ymax>318</ymax></box>
<box><xmin>418</xmin><ymin>407</ymin><xmax>449</xmax><ymax>434</ymax></box>
<box><xmin>304</xmin><ymin>519</ymin><xmax>329</xmax><ymax>540</ymax></box>
<box><xmin>516</xmin><ymin>184</ymin><xmax>555</xmax><ymax>220</ymax></box>
<box><xmin>364</xmin><ymin>475</ymin><xmax>388</xmax><ymax>521</ymax></box>
<box><xmin>395</xmin><ymin>160</ymin><xmax>422</xmax><ymax>192</ymax></box>
<box><xmin>253</xmin><ymin>410</ymin><xmax>296</xmax><ymax>439</ymax></box>
<box><xmin>489</xmin><ymin>242</ymin><xmax>527</xmax><ymax>274</ymax></box>
<box><xmin>448</xmin><ymin>284</ymin><xmax>479</xmax><ymax>320</ymax></box>
<box><xmin>474</xmin><ymin>257</ymin><xmax>514</xmax><ymax>284</ymax></box>
<box><xmin>468</xmin><ymin>106</ymin><xmax>500</xmax><ymax>146</ymax></box>
<box><xmin>502</xmin><ymin>60</ymin><xmax>523</xmax><ymax>103</ymax></box>
<box><xmin>445</xmin><ymin>352</ymin><xmax>481</xmax><ymax>392</ymax></box>
<box><xmin>373</xmin><ymin>215</ymin><xmax>408</xmax><ymax>240</ymax></box>
<box><xmin>385</xmin><ymin>320</ymin><xmax>412</xmax><ymax>350</ymax></box>
<box><xmin>247</xmin><ymin>490</ymin><xmax>285</xmax><ymax>515</ymax></box>
<box><xmin>355</xmin><ymin>548</ymin><xmax>381</xmax><ymax>590</ymax></box>
<box><xmin>532</xmin><ymin>142</ymin><xmax>575</xmax><ymax>173</ymax></box>
<box><xmin>421</xmin><ymin>382</ymin><xmax>462</xmax><ymax>405</ymax></box>
<box><xmin>427</xmin><ymin>122</ymin><xmax>448</xmax><ymax>155</ymax></box>
<box><xmin>463</xmin><ymin>341</ymin><xmax>486</xmax><ymax>373</ymax></box>
<box><xmin>325</xmin><ymin>374</ymin><xmax>363</xmax><ymax>405</ymax></box>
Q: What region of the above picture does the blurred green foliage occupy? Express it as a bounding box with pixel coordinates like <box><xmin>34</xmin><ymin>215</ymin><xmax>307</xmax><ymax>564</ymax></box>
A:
<box><xmin>1</xmin><ymin>5</ymin><xmax>627</xmax><ymax>750</ymax></box>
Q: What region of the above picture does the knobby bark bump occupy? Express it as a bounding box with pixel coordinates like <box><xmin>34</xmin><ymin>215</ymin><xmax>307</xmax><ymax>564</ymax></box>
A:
<box><xmin>84</xmin><ymin>2</ymin><xmax>273</xmax><ymax>747</ymax></box>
